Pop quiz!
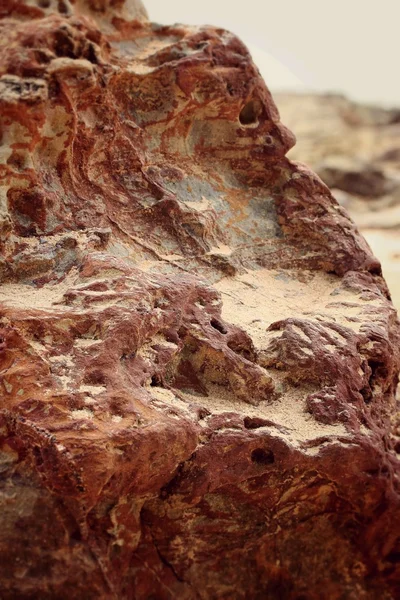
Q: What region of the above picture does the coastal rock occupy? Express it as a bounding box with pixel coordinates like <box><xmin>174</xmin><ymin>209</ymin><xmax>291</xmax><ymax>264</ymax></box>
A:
<box><xmin>277</xmin><ymin>92</ymin><xmax>400</xmax><ymax>312</ymax></box>
<box><xmin>0</xmin><ymin>2</ymin><xmax>400</xmax><ymax>598</ymax></box>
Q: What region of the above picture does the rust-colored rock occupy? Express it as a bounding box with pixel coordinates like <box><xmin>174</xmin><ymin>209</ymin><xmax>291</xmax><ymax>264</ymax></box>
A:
<box><xmin>0</xmin><ymin>3</ymin><xmax>400</xmax><ymax>599</ymax></box>
<box><xmin>277</xmin><ymin>92</ymin><xmax>400</xmax><ymax>312</ymax></box>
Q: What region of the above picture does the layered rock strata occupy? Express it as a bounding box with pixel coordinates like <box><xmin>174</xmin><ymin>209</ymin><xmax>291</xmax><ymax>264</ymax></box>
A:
<box><xmin>0</xmin><ymin>2</ymin><xmax>399</xmax><ymax>598</ymax></box>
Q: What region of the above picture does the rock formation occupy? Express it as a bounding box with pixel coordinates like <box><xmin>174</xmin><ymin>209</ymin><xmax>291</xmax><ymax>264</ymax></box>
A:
<box><xmin>0</xmin><ymin>2</ymin><xmax>399</xmax><ymax>598</ymax></box>
<box><xmin>277</xmin><ymin>92</ymin><xmax>400</xmax><ymax>312</ymax></box>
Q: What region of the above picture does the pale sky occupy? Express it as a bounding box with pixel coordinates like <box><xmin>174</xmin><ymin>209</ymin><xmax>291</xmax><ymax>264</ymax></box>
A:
<box><xmin>145</xmin><ymin>0</ymin><xmax>400</xmax><ymax>107</ymax></box>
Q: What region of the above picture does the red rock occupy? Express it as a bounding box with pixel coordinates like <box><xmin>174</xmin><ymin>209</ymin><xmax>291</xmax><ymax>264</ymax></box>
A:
<box><xmin>276</xmin><ymin>91</ymin><xmax>400</xmax><ymax>314</ymax></box>
<box><xmin>0</xmin><ymin>2</ymin><xmax>399</xmax><ymax>599</ymax></box>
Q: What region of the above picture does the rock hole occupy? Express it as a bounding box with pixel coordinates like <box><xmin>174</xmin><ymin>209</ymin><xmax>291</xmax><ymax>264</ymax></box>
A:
<box><xmin>394</xmin><ymin>440</ymin><xmax>400</xmax><ymax>454</ymax></box>
<box><xmin>239</xmin><ymin>99</ymin><xmax>262</xmax><ymax>126</ymax></box>
<box><xmin>210</xmin><ymin>318</ymin><xmax>227</xmax><ymax>334</ymax></box>
<box><xmin>251</xmin><ymin>448</ymin><xmax>274</xmax><ymax>465</ymax></box>
<box><xmin>84</xmin><ymin>43</ymin><xmax>98</xmax><ymax>64</ymax></box>
<box><xmin>150</xmin><ymin>375</ymin><xmax>161</xmax><ymax>387</ymax></box>
<box><xmin>70</xmin><ymin>527</ymin><xmax>82</xmax><ymax>542</ymax></box>
<box><xmin>387</xmin><ymin>550</ymin><xmax>400</xmax><ymax>564</ymax></box>
<box><xmin>365</xmin><ymin>467</ymin><xmax>380</xmax><ymax>477</ymax></box>
<box><xmin>58</xmin><ymin>0</ymin><xmax>69</xmax><ymax>14</ymax></box>
<box><xmin>38</xmin><ymin>0</ymin><xmax>51</xmax><ymax>7</ymax></box>
<box><xmin>177</xmin><ymin>326</ymin><xmax>187</xmax><ymax>339</ymax></box>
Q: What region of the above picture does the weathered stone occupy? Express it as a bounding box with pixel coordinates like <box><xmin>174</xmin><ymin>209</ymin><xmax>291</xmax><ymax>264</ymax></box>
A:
<box><xmin>0</xmin><ymin>3</ymin><xmax>399</xmax><ymax>599</ymax></box>
<box><xmin>277</xmin><ymin>92</ymin><xmax>400</xmax><ymax>312</ymax></box>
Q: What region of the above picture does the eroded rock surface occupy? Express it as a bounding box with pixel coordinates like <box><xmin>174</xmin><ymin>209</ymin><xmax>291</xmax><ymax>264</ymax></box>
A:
<box><xmin>277</xmin><ymin>92</ymin><xmax>400</xmax><ymax>312</ymax></box>
<box><xmin>0</xmin><ymin>3</ymin><xmax>400</xmax><ymax>598</ymax></box>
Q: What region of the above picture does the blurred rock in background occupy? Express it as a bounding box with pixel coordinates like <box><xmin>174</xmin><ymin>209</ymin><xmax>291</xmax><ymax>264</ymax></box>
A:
<box><xmin>277</xmin><ymin>93</ymin><xmax>400</xmax><ymax>310</ymax></box>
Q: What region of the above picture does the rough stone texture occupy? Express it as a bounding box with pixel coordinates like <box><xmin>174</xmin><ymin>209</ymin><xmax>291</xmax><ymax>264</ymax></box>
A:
<box><xmin>0</xmin><ymin>3</ymin><xmax>400</xmax><ymax>599</ymax></box>
<box><xmin>277</xmin><ymin>92</ymin><xmax>400</xmax><ymax>311</ymax></box>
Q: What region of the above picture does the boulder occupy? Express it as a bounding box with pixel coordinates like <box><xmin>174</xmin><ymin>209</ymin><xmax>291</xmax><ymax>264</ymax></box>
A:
<box><xmin>0</xmin><ymin>2</ymin><xmax>399</xmax><ymax>598</ymax></box>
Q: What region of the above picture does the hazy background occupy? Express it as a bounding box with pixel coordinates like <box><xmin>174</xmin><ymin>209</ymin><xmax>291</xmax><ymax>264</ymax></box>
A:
<box><xmin>145</xmin><ymin>0</ymin><xmax>399</xmax><ymax>107</ymax></box>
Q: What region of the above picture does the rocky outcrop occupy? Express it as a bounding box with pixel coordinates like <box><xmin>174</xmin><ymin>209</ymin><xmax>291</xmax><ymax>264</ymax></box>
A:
<box><xmin>0</xmin><ymin>2</ymin><xmax>400</xmax><ymax>598</ymax></box>
<box><xmin>277</xmin><ymin>92</ymin><xmax>400</xmax><ymax>313</ymax></box>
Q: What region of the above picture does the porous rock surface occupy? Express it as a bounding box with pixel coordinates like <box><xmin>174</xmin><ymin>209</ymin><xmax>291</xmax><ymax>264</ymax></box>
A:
<box><xmin>0</xmin><ymin>2</ymin><xmax>400</xmax><ymax>598</ymax></box>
